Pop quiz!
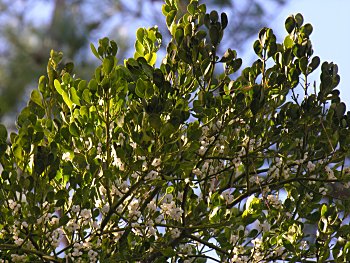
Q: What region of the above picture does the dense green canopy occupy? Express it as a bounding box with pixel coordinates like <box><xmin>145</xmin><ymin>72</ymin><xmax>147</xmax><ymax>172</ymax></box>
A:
<box><xmin>0</xmin><ymin>1</ymin><xmax>349</xmax><ymax>262</ymax></box>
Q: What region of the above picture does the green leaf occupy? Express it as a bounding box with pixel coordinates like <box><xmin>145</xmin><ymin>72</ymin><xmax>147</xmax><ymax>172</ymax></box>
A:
<box><xmin>136</xmin><ymin>28</ymin><xmax>145</xmax><ymax>42</ymax></box>
<box><xmin>136</xmin><ymin>79</ymin><xmax>146</xmax><ymax>98</ymax></box>
<box><xmin>209</xmin><ymin>206</ymin><xmax>220</xmax><ymax>222</ymax></box>
<box><xmin>283</xmin><ymin>35</ymin><xmax>294</xmax><ymax>49</ymax></box>
<box><xmin>195</xmin><ymin>30</ymin><xmax>206</xmax><ymax>41</ymax></box>
<box><xmin>62</xmin><ymin>72</ymin><xmax>71</xmax><ymax>84</ymax></box>
<box><xmin>301</xmin><ymin>23</ymin><xmax>313</xmax><ymax>37</ymax></box>
<box><xmin>209</xmin><ymin>25</ymin><xmax>220</xmax><ymax>46</ymax></box>
<box><xmin>175</xmin><ymin>27</ymin><xmax>184</xmax><ymax>44</ymax></box>
<box><xmin>69</xmin><ymin>122</ymin><xmax>80</xmax><ymax>137</ymax></box>
<box><xmin>161</xmin><ymin>247</ymin><xmax>176</xmax><ymax>257</ymax></box>
<box><xmin>90</xmin><ymin>43</ymin><xmax>101</xmax><ymax>60</ymax></box>
<box><xmin>220</xmin><ymin>48</ymin><xmax>236</xmax><ymax>63</ymax></box>
<box><xmin>73</xmin><ymin>152</ymin><xmax>87</xmax><ymax>169</ymax></box>
<box><xmin>229</xmin><ymin>58</ymin><xmax>242</xmax><ymax>73</ymax></box>
<box><xmin>145</xmin><ymin>85</ymin><xmax>154</xmax><ymax>100</ymax></box>
<box><xmin>209</xmin><ymin>10</ymin><xmax>219</xmax><ymax>23</ymax></box>
<box><xmin>30</xmin><ymin>89</ymin><xmax>43</xmax><ymax>107</ymax></box>
<box><xmin>339</xmin><ymin>225</ymin><xmax>350</xmax><ymax>236</ymax></box>
<box><xmin>148</xmin><ymin>113</ymin><xmax>161</xmax><ymax>130</ymax></box>
<box><xmin>56</xmin><ymin>189</ymin><xmax>68</xmax><ymax>200</ymax></box>
<box><xmin>166</xmin><ymin>186</ymin><xmax>174</xmax><ymax>194</ymax></box>
<box><xmin>187</xmin><ymin>122</ymin><xmax>202</xmax><ymax>141</ymax></box>
<box><xmin>285</xmin><ymin>16</ymin><xmax>296</xmax><ymax>34</ymax></box>
<box><xmin>184</xmin><ymin>22</ymin><xmax>193</xmax><ymax>37</ymax></box>
<box><xmin>166</xmin><ymin>10</ymin><xmax>177</xmax><ymax>27</ymax></box>
<box><xmin>248</xmin><ymin>229</ymin><xmax>258</xmax><ymax>238</ymax></box>
<box><xmin>187</xmin><ymin>1</ymin><xmax>197</xmax><ymax>15</ymax></box>
<box><xmin>295</xmin><ymin>13</ymin><xmax>304</xmax><ymax>27</ymax></box>
<box><xmin>282</xmin><ymin>239</ymin><xmax>295</xmax><ymax>252</ymax></box>
<box><xmin>77</xmin><ymin>80</ymin><xmax>87</xmax><ymax>91</ymax></box>
<box><xmin>38</xmin><ymin>75</ymin><xmax>47</xmax><ymax>94</ymax></box>
<box><xmin>253</xmin><ymin>40</ymin><xmax>263</xmax><ymax>58</ymax></box>
<box><xmin>299</xmin><ymin>57</ymin><xmax>308</xmax><ymax>74</ymax></box>
<box><xmin>62</xmin><ymin>90</ymin><xmax>73</xmax><ymax>109</ymax></box>
<box><xmin>88</xmin><ymin>79</ymin><xmax>98</xmax><ymax>93</ymax></box>
<box><xmin>0</xmin><ymin>124</ymin><xmax>7</xmax><ymax>142</ymax></box>
<box><xmin>110</xmin><ymin>40</ymin><xmax>118</xmax><ymax>56</ymax></box>
<box><xmin>145</xmin><ymin>52</ymin><xmax>157</xmax><ymax>66</ymax></box>
<box><xmin>135</xmin><ymin>40</ymin><xmax>145</xmax><ymax>56</ymax></box>
<box><xmin>267</xmin><ymin>42</ymin><xmax>277</xmax><ymax>57</ymax></box>
<box><xmin>59</xmin><ymin>215</ymin><xmax>70</xmax><ymax>226</ymax></box>
<box><xmin>336</xmin><ymin>102</ymin><xmax>346</xmax><ymax>119</ymax></box>
<box><xmin>200</xmin><ymin>58</ymin><xmax>211</xmax><ymax>77</ymax></box>
<box><xmin>204</xmin><ymin>14</ymin><xmax>211</xmax><ymax>28</ymax></box>
<box><xmin>34</xmin><ymin>146</ymin><xmax>50</xmax><ymax>175</ymax></box>
<box><xmin>221</xmin><ymin>12</ymin><xmax>228</xmax><ymax>29</ymax></box>
<box><xmin>309</xmin><ymin>56</ymin><xmax>320</xmax><ymax>72</ymax></box>
<box><xmin>82</xmin><ymin>89</ymin><xmax>91</xmax><ymax>103</ymax></box>
<box><xmin>160</xmin><ymin>123</ymin><xmax>175</xmax><ymax>138</ymax></box>
<box><xmin>320</xmin><ymin>204</ymin><xmax>328</xmax><ymax>217</ymax></box>
<box><xmin>54</xmin><ymin>79</ymin><xmax>63</xmax><ymax>95</ymax></box>
<box><xmin>153</xmin><ymin>69</ymin><xmax>165</xmax><ymax>87</ymax></box>
<box><xmin>103</xmin><ymin>56</ymin><xmax>115</xmax><ymax>75</ymax></box>
<box><xmin>70</xmin><ymin>87</ymin><xmax>81</xmax><ymax>106</ymax></box>
<box><xmin>178</xmin><ymin>49</ymin><xmax>192</xmax><ymax>64</ymax></box>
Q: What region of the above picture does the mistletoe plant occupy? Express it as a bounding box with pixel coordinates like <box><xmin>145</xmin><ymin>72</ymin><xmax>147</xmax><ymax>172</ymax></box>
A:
<box><xmin>1</xmin><ymin>0</ymin><xmax>350</xmax><ymax>262</ymax></box>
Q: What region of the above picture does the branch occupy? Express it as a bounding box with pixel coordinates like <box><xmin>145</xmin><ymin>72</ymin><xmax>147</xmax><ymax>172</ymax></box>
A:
<box><xmin>0</xmin><ymin>244</ymin><xmax>62</xmax><ymax>262</ymax></box>
<box><xmin>185</xmin><ymin>233</ymin><xmax>229</xmax><ymax>256</ymax></box>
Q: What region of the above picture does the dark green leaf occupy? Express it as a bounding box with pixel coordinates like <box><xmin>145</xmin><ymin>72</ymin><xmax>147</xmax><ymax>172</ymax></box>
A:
<box><xmin>309</xmin><ymin>56</ymin><xmax>320</xmax><ymax>72</ymax></box>
<box><xmin>175</xmin><ymin>27</ymin><xmax>184</xmax><ymax>44</ymax></box>
<box><xmin>195</xmin><ymin>30</ymin><xmax>207</xmax><ymax>41</ymax></box>
<box><xmin>285</xmin><ymin>16</ymin><xmax>296</xmax><ymax>34</ymax></box>
<box><xmin>166</xmin><ymin>10</ymin><xmax>177</xmax><ymax>27</ymax></box>
<box><xmin>204</xmin><ymin>14</ymin><xmax>211</xmax><ymax>28</ymax></box>
<box><xmin>69</xmin><ymin>122</ymin><xmax>80</xmax><ymax>137</ymax></box>
<box><xmin>136</xmin><ymin>79</ymin><xmax>146</xmax><ymax>98</ymax></box>
<box><xmin>148</xmin><ymin>114</ymin><xmax>161</xmax><ymax>130</ymax></box>
<box><xmin>59</xmin><ymin>215</ymin><xmax>70</xmax><ymax>226</ymax></box>
<box><xmin>253</xmin><ymin>40</ymin><xmax>263</xmax><ymax>58</ymax></box>
<box><xmin>161</xmin><ymin>247</ymin><xmax>176</xmax><ymax>257</ymax></box>
<box><xmin>336</xmin><ymin>102</ymin><xmax>346</xmax><ymax>119</ymax></box>
<box><xmin>301</xmin><ymin>23</ymin><xmax>313</xmax><ymax>37</ymax></box>
<box><xmin>160</xmin><ymin>123</ymin><xmax>175</xmax><ymax>138</ymax></box>
<box><xmin>56</xmin><ymin>189</ymin><xmax>68</xmax><ymax>200</ymax></box>
<box><xmin>209</xmin><ymin>10</ymin><xmax>219</xmax><ymax>23</ymax></box>
<box><xmin>299</xmin><ymin>57</ymin><xmax>308</xmax><ymax>74</ymax></box>
<box><xmin>295</xmin><ymin>13</ymin><xmax>304</xmax><ymax>27</ymax></box>
<box><xmin>0</xmin><ymin>124</ymin><xmax>8</xmax><ymax>142</ymax></box>
<box><xmin>221</xmin><ymin>12</ymin><xmax>228</xmax><ymax>29</ymax></box>
<box><xmin>209</xmin><ymin>25</ymin><xmax>220</xmax><ymax>45</ymax></box>
<box><xmin>187</xmin><ymin>1</ymin><xmax>197</xmax><ymax>15</ymax></box>
<box><xmin>229</xmin><ymin>58</ymin><xmax>242</xmax><ymax>73</ymax></box>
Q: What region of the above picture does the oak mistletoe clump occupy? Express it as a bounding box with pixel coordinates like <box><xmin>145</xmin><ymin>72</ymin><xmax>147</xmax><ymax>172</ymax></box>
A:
<box><xmin>1</xmin><ymin>0</ymin><xmax>350</xmax><ymax>262</ymax></box>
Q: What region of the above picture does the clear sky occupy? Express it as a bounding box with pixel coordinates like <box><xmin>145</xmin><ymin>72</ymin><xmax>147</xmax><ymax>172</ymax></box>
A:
<box><xmin>270</xmin><ymin>0</ymin><xmax>350</xmax><ymax>104</ymax></box>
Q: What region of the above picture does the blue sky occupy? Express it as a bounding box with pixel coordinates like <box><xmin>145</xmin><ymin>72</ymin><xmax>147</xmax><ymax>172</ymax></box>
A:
<box><xmin>269</xmin><ymin>0</ymin><xmax>350</xmax><ymax>104</ymax></box>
